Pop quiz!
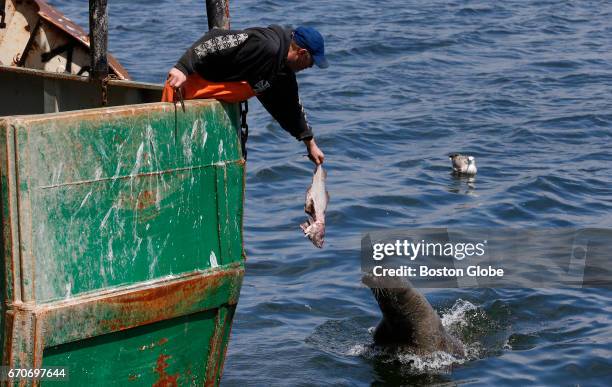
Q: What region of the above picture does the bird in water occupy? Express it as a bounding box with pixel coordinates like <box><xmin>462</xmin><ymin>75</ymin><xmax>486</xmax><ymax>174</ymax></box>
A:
<box><xmin>449</xmin><ymin>154</ymin><xmax>477</xmax><ymax>175</ymax></box>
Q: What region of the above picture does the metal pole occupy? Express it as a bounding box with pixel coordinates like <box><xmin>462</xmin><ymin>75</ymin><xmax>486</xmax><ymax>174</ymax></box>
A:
<box><xmin>0</xmin><ymin>0</ymin><xmax>7</xmax><ymax>28</ymax></box>
<box><xmin>205</xmin><ymin>0</ymin><xmax>230</xmax><ymax>30</ymax></box>
<box><xmin>89</xmin><ymin>0</ymin><xmax>108</xmax><ymax>79</ymax></box>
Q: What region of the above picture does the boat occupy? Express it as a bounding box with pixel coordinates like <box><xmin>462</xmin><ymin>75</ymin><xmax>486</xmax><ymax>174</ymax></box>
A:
<box><xmin>0</xmin><ymin>0</ymin><xmax>128</xmax><ymax>78</ymax></box>
<box><xmin>0</xmin><ymin>1</ymin><xmax>244</xmax><ymax>385</ymax></box>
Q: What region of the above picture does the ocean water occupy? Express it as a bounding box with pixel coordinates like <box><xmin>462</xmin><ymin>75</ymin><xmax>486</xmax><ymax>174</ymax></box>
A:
<box><xmin>49</xmin><ymin>0</ymin><xmax>612</xmax><ymax>385</ymax></box>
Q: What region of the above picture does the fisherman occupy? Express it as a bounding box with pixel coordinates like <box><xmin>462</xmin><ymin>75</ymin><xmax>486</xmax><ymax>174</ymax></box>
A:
<box><xmin>163</xmin><ymin>25</ymin><xmax>328</xmax><ymax>165</ymax></box>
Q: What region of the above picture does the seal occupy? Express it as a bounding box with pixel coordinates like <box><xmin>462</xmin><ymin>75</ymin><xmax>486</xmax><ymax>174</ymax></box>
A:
<box><xmin>363</xmin><ymin>274</ymin><xmax>464</xmax><ymax>357</ymax></box>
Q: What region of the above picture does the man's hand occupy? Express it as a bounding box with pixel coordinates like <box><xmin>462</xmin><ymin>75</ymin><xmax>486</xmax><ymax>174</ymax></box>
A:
<box><xmin>167</xmin><ymin>67</ymin><xmax>187</xmax><ymax>89</ymax></box>
<box><xmin>304</xmin><ymin>138</ymin><xmax>324</xmax><ymax>165</ymax></box>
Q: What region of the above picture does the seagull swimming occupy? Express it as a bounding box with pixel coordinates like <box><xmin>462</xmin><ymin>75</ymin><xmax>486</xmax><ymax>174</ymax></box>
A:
<box><xmin>449</xmin><ymin>154</ymin><xmax>477</xmax><ymax>175</ymax></box>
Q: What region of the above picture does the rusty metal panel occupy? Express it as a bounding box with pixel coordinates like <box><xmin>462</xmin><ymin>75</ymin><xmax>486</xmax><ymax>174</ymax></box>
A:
<box><xmin>3</xmin><ymin>101</ymin><xmax>242</xmax><ymax>302</ymax></box>
<box><xmin>205</xmin><ymin>305</ymin><xmax>229</xmax><ymax>386</ymax></box>
<box><xmin>226</xmin><ymin>162</ymin><xmax>246</xmax><ymax>262</ymax></box>
<box><xmin>0</xmin><ymin>120</ymin><xmax>21</xmax><ymax>304</ymax></box>
<box><xmin>43</xmin><ymin>309</ymin><xmax>219</xmax><ymax>385</ymax></box>
<box><xmin>1</xmin><ymin>98</ymin><xmax>246</xmax><ymax>385</ymax></box>
<box><xmin>204</xmin><ymin>305</ymin><xmax>236</xmax><ymax>387</ymax></box>
<box><xmin>2</xmin><ymin>268</ymin><xmax>243</xmax><ymax>385</ymax></box>
<box><xmin>216</xmin><ymin>164</ymin><xmax>231</xmax><ymax>267</ymax></box>
<box><xmin>214</xmin><ymin>162</ymin><xmax>245</xmax><ymax>268</ymax></box>
<box><xmin>39</xmin><ymin>267</ymin><xmax>244</xmax><ymax>348</ymax></box>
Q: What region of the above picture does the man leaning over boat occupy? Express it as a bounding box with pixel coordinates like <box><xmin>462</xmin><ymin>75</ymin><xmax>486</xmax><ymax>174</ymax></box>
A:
<box><xmin>163</xmin><ymin>25</ymin><xmax>328</xmax><ymax>165</ymax></box>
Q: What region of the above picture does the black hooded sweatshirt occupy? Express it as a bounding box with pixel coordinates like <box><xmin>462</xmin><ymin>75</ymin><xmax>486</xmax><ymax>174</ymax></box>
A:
<box><xmin>174</xmin><ymin>25</ymin><xmax>313</xmax><ymax>141</ymax></box>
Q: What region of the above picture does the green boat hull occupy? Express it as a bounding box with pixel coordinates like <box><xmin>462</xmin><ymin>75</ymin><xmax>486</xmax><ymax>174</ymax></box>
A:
<box><xmin>1</xmin><ymin>69</ymin><xmax>246</xmax><ymax>386</ymax></box>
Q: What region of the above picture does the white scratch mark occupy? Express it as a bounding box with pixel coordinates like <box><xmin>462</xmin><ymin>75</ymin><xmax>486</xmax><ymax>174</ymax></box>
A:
<box><xmin>202</xmin><ymin>121</ymin><xmax>208</xmax><ymax>148</ymax></box>
<box><xmin>53</xmin><ymin>162</ymin><xmax>64</xmax><ymax>185</ymax></box>
<box><xmin>132</xmin><ymin>236</ymin><xmax>143</xmax><ymax>263</ymax></box>
<box><xmin>145</xmin><ymin>125</ymin><xmax>156</xmax><ymax>168</ymax></box>
<box><xmin>161</xmin><ymin>234</ymin><xmax>171</xmax><ymax>251</ymax></box>
<box><xmin>156</xmin><ymin>178</ymin><xmax>162</xmax><ymax>210</ymax></box>
<box><xmin>78</xmin><ymin>191</ymin><xmax>92</xmax><ymax>211</ymax></box>
<box><xmin>191</xmin><ymin>119</ymin><xmax>199</xmax><ymax>140</ymax></box>
<box><xmin>96</xmin><ymin>139</ymin><xmax>110</xmax><ymax>161</ymax></box>
<box><xmin>182</xmin><ymin>132</ymin><xmax>193</xmax><ymax>163</ymax></box>
<box><xmin>146</xmin><ymin>124</ymin><xmax>154</xmax><ymax>140</ymax></box>
<box><xmin>218</xmin><ymin>140</ymin><xmax>224</xmax><ymax>156</ymax></box>
<box><xmin>100</xmin><ymin>206</ymin><xmax>114</xmax><ymax>230</ymax></box>
<box><xmin>108</xmin><ymin>237</ymin><xmax>115</xmax><ymax>278</ymax></box>
<box><xmin>131</xmin><ymin>142</ymin><xmax>145</xmax><ymax>176</ymax></box>
<box><xmin>99</xmin><ymin>251</ymin><xmax>107</xmax><ymax>284</ymax></box>
<box><xmin>148</xmin><ymin>237</ymin><xmax>158</xmax><ymax>278</ymax></box>
<box><xmin>209</xmin><ymin>251</ymin><xmax>219</xmax><ymax>268</ymax></box>
<box><xmin>65</xmin><ymin>281</ymin><xmax>72</xmax><ymax>299</ymax></box>
<box><xmin>112</xmin><ymin>141</ymin><xmax>126</xmax><ymax>184</ymax></box>
<box><xmin>112</xmin><ymin>161</ymin><xmax>122</xmax><ymax>181</ymax></box>
<box><xmin>95</xmin><ymin>167</ymin><xmax>103</xmax><ymax>180</ymax></box>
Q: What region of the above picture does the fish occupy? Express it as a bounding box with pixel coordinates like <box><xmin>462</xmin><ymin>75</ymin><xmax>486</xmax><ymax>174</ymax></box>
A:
<box><xmin>300</xmin><ymin>165</ymin><xmax>329</xmax><ymax>248</ymax></box>
<box><xmin>449</xmin><ymin>153</ymin><xmax>477</xmax><ymax>175</ymax></box>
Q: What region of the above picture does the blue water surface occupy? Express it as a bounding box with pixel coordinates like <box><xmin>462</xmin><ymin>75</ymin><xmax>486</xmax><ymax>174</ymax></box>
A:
<box><xmin>49</xmin><ymin>0</ymin><xmax>612</xmax><ymax>385</ymax></box>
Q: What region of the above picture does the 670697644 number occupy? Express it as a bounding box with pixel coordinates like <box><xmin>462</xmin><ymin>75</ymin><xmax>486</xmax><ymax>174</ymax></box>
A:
<box><xmin>0</xmin><ymin>367</ymin><xmax>68</xmax><ymax>380</ymax></box>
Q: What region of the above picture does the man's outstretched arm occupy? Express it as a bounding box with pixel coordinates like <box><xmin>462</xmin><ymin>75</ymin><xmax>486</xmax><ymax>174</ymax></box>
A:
<box><xmin>256</xmin><ymin>73</ymin><xmax>325</xmax><ymax>165</ymax></box>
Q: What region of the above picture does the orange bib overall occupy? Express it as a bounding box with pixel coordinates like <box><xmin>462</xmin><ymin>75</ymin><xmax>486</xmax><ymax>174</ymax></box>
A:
<box><xmin>161</xmin><ymin>73</ymin><xmax>256</xmax><ymax>103</ymax></box>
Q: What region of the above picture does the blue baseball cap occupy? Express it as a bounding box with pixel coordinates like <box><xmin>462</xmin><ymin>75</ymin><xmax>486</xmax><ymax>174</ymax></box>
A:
<box><xmin>293</xmin><ymin>26</ymin><xmax>329</xmax><ymax>69</ymax></box>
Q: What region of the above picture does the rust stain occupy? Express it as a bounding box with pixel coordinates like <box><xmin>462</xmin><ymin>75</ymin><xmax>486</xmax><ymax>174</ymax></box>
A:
<box><xmin>215</xmin><ymin>313</ymin><xmax>236</xmax><ymax>384</ymax></box>
<box><xmin>137</xmin><ymin>190</ymin><xmax>156</xmax><ymax>210</ymax></box>
<box><xmin>206</xmin><ymin>343</ymin><xmax>222</xmax><ymax>386</ymax></box>
<box><xmin>128</xmin><ymin>374</ymin><xmax>139</xmax><ymax>381</ymax></box>
<box><xmin>158</xmin><ymin>337</ymin><xmax>169</xmax><ymax>346</ymax></box>
<box><xmin>205</xmin><ymin>310</ymin><xmax>228</xmax><ymax>386</ymax></box>
<box><xmin>113</xmin><ymin>272</ymin><xmax>221</xmax><ymax>305</ymax></box>
<box><xmin>153</xmin><ymin>353</ymin><xmax>179</xmax><ymax>387</ymax></box>
<box><xmin>36</xmin><ymin>268</ymin><xmax>243</xmax><ymax>347</ymax></box>
<box><xmin>98</xmin><ymin>270</ymin><xmax>235</xmax><ymax>332</ymax></box>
